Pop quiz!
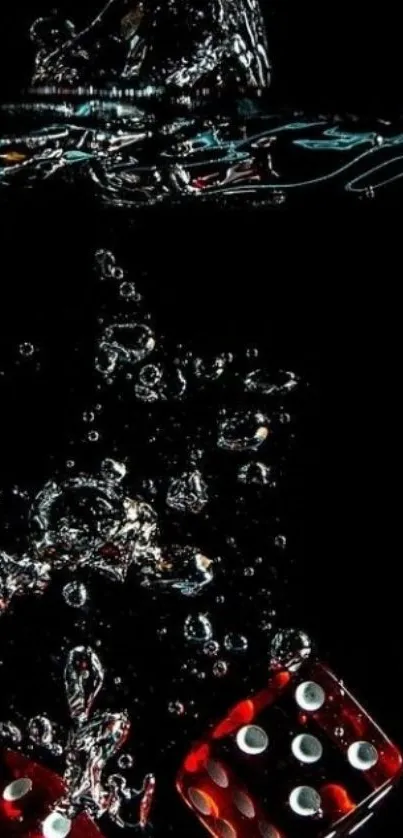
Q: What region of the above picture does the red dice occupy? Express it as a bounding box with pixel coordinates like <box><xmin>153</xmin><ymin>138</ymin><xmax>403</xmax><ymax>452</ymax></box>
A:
<box><xmin>0</xmin><ymin>749</ymin><xmax>103</xmax><ymax>838</ymax></box>
<box><xmin>176</xmin><ymin>660</ymin><xmax>402</xmax><ymax>838</ymax></box>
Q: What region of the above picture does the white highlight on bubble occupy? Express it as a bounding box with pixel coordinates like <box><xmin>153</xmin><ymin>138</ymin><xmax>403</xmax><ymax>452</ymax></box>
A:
<box><xmin>291</xmin><ymin>733</ymin><xmax>323</xmax><ymax>764</ymax></box>
<box><xmin>295</xmin><ymin>681</ymin><xmax>325</xmax><ymax>712</ymax></box>
<box><xmin>289</xmin><ymin>786</ymin><xmax>322</xmax><ymax>817</ymax></box>
<box><xmin>236</xmin><ymin>724</ymin><xmax>269</xmax><ymax>755</ymax></box>
<box><xmin>347</xmin><ymin>741</ymin><xmax>378</xmax><ymax>771</ymax></box>
<box><xmin>2</xmin><ymin>778</ymin><xmax>33</xmax><ymax>802</ymax></box>
<box><xmin>42</xmin><ymin>812</ymin><xmax>72</xmax><ymax>838</ymax></box>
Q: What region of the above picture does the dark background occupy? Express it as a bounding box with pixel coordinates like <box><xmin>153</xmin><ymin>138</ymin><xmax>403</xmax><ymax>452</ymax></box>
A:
<box><xmin>0</xmin><ymin>194</ymin><xmax>402</xmax><ymax>838</ymax></box>
<box><xmin>1</xmin><ymin>0</ymin><xmax>402</xmax><ymax>113</ymax></box>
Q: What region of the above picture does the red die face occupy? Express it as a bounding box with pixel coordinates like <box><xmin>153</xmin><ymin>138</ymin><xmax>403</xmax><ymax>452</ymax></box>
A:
<box><xmin>177</xmin><ymin>662</ymin><xmax>402</xmax><ymax>838</ymax></box>
<box><xmin>0</xmin><ymin>749</ymin><xmax>103</xmax><ymax>838</ymax></box>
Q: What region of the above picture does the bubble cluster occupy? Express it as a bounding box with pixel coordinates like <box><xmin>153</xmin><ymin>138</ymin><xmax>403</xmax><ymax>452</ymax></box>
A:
<box><xmin>0</xmin><ymin>240</ymin><xmax>305</xmax><ymax>837</ymax></box>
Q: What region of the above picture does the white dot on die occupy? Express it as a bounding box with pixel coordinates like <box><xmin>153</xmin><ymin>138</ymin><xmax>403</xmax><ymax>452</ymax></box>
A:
<box><xmin>42</xmin><ymin>812</ymin><xmax>72</xmax><ymax>838</ymax></box>
<box><xmin>291</xmin><ymin>734</ymin><xmax>323</xmax><ymax>764</ymax></box>
<box><xmin>2</xmin><ymin>778</ymin><xmax>33</xmax><ymax>802</ymax></box>
<box><xmin>347</xmin><ymin>741</ymin><xmax>378</xmax><ymax>771</ymax></box>
<box><xmin>289</xmin><ymin>786</ymin><xmax>322</xmax><ymax>817</ymax></box>
<box><xmin>295</xmin><ymin>681</ymin><xmax>325</xmax><ymax>712</ymax></box>
<box><xmin>236</xmin><ymin>725</ymin><xmax>269</xmax><ymax>755</ymax></box>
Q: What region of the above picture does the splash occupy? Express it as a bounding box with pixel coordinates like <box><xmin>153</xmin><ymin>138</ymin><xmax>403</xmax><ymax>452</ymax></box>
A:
<box><xmin>0</xmin><ymin>646</ymin><xmax>156</xmax><ymax>830</ymax></box>
<box><xmin>29</xmin><ymin>0</ymin><xmax>271</xmax><ymax>91</ymax></box>
<box><xmin>1</xmin><ymin>109</ymin><xmax>402</xmax><ymax>203</ymax></box>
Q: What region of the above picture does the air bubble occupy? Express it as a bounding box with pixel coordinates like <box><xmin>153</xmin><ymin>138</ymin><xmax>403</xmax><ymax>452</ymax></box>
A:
<box><xmin>63</xmin><ymin>581</ymin><xmax>88</xmax><ymax>608</ymax></box>
<box><xmin>238</xmin><ymin>462</ymin><xmax>276</xmax><ymax>486</ymax></box>
<box><xmin>224</xmin><ymin>633</ymin><xmax>248</xmax><ymax>652</ymax></box>
<box><xmin>203</xmin><ymin>640</ymin><xmax>219</xmax><ymax>656</ymax></box>
<box><xmin>212</xmin><ymin>660</ymin><xmax>228</xmax><ymax>677</ymax></box>
<box><xmin>218</xmin><ymin>410</ymin><xmax>270</xmax><ymax>452</ymax></box>
<box><xmin>184</xmin><ymin>613</ymin><xmax>213</xmax><ymax>643</ymax></box>
<box><xmin>270</xmin><ymin>628</ymin><xmax>312</xmax><ymax>671</ymax></box>
<box><xmin>28</xmin><ymin>715</ymin><xmax>54</xmax><ymax>747</ymax></box>
<box><xmin>117</xmin><ymin>753</ymin><xmax>134</xmax><ymax>770</ymax></box>
<box><xmin>19</xmin><ymin>342</ymin><xmax>35</xmax><ymax>357</ymax></box>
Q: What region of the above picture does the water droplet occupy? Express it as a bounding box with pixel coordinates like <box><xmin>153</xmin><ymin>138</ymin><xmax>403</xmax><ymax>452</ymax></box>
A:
<box><xmin>63</xmin><ymin>581</ymin><xmax>88</xmax><ymax>608</ymax></box>
<box><xmin>270</xmin><ymin>629</ymin><xmax>312</xmax><ymax>672</ymax></box>
<box><xmin>184</xmin><ymin>613</ymin><xmax>213</xmax><ymax>643</ymax></box>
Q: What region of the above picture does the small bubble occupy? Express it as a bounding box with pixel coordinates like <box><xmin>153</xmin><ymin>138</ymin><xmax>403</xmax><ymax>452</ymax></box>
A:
<box><xmin>168</xmin><ymin>700</ymin><xmax>185</xmax><ymax>716</ymax></box>
<box><xmin>203</xmin><ymin>640</ymin><xmax>220</xmax><ymax>657</ymax></box>
<box><xmin>82</xmin><ymin>411</ymin><xmax>95</xmax><ymax>423</ymax></box>
<box><xmin>238</xmin><ymin>462</ymin><xmax>277</xmax><ymax>487</ymax></box>
<box><xmin>87</xmin><ymin>430</ymin><xmax>100</xmax><ymax>442</ymax></box>
<box><xmin>63</xmin><ymin>582</ymin><xmax>88</xmax><ymax>608</ymax></box>
<box><xmin>218</xmin><ymin>410</ymin><xmax>270</xmax><ymax>452</ymax></box>
<box><xmin>274</xmin><ymin>534</ymin><xmax>287</xmax><ymax>549</ymax></box>
<box><xmin>244</xmin><ymin>566</ymin><xmax>255</xmax><ymax>577</ymax></box>
<box><xmin>0</xmin><ymin>721</ymin><xmax>22</xmax><ymax>744</ymax></box>
<box><xmin>100</xmin><ymin>458</ymin><xmax>127</xmax><ymax>483</ymax></box>
<box><xmin>184</xmin><ymin>613</ymin><xmax>213</xmax><ymax>643</ymax></box>
<box><xmin>212</xmin><ymin>660</ymin><xmax>228</xmax><ymax>677</ymax></box>
<box><xmin>28</xmin><ymin>715</ymin><xmax>53</xmax><ymax>747</ymax></box>
<box><xmin>224</xmin><ymin>633</ymin><xmax>248</xmax><ymax>652</ymax></box>
<box><xmin>19</xmin><ymin>342</ymin><xmax>35</xmax><ymax>357</ymax></box>
<box><xmin>335</xmin><ymin>727</ymin><xmax>344</xmax><ymax>738</ymax></box>
<box><xmin>118</xmin><ymin>753</ymin><xmax>134</xmax><ymax>769</ymax></box>
<box><xmin>119</xmin><ymin>282</ymin><xmax>139</xmax><ymax>300</ymax></box>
